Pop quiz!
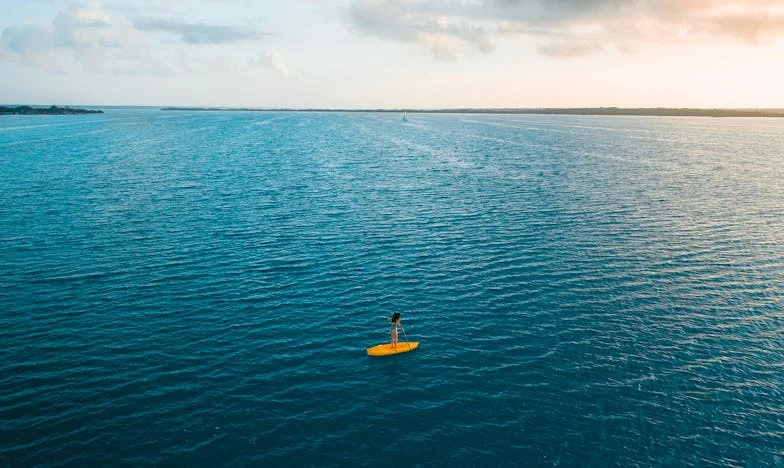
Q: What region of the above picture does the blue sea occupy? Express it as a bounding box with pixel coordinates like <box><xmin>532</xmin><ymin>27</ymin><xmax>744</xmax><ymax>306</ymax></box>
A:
<box><xmin>1</xmin><ymin>109</ymin><xmax>783</xmax><ymax>466</ymax></box>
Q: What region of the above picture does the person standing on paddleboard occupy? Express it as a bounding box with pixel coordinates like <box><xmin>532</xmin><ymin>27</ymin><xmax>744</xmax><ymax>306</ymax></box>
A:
<box><xmin>389</xmin><ymin>312</ymin><xmax>402</xmax><ymax>348</ymax></box>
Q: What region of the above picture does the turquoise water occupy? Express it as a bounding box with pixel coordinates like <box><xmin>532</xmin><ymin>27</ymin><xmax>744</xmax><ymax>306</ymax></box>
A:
<box><xmin>1</xmin><ymin>109</ymin><xmax>783</xmax><ymax>466</ymax></box>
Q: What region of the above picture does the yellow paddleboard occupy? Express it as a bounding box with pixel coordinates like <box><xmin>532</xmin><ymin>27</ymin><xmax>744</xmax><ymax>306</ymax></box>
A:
<box><xmin>367</xmin><ymin>342</ymin><xmax>419</xmax><ymax>356</ymax></box>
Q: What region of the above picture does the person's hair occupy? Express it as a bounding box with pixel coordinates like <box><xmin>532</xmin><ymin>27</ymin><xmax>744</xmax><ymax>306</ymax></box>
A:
<box><xmin>390</xmin><ymin>312</ymin><xmax>401</xmax><ymax>324</ymax></box>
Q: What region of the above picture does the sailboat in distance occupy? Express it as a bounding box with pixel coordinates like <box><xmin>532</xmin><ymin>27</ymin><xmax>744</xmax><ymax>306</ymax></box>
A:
<box><xmin>402</xmin><ymin>110</ymin><xmax>408</xmax><ymax>122</ymax></box>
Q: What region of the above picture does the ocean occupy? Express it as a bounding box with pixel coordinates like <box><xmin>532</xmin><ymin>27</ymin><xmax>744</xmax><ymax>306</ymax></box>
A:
<box><xmin>1</xmin><ymin>109</ymin><xmax>782</xmax><ymax>466</ymax></box>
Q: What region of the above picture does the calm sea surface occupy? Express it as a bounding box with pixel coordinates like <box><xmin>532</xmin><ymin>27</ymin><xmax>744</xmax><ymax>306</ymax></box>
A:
<box><xmin>1</xmin><ymin>109</ymin><xmax>783</xmax><ymax>466</ymax></box>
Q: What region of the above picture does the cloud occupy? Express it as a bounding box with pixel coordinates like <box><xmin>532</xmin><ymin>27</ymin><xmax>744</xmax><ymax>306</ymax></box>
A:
<box><xmin>344</xmin><ymin>0</ymin><xmax>784</xmax><ymax>59</ymax></box>
<box><xmin>705</xmin><ymin>11</ymin><xmax>784</xmax><ymax>43</ymax></box>
<box><xmin>132</xmin><ymin>17</ymin><xmax>262</xmax><ymax>44</ymax></box>
<box><xmin>52</xmin><ymin>4</ymin><xmax>112</xmax><ymax>46</ymax></box>
<box><xmin>346</xmin><ymin>0</ymin><xmax>494</xmax><ymax>59</ymax></box>
<box><xmin>0</xmin><ymin>1</ymin><xmax>269</xmax><ymax>75</ymax></box>
<box><xmin>1</xmin><ymin>24</ymin><xmax>54</xmax><ymax>58</ymax></box>
<box><xmin>250</xmin><ymin>49</ymin><xmax>290</xmax><ymax>76</ymax></box>
<box><xmin>0</xmin><ymin>1</ymin><xmax>120</xmax><ymax>71</ymax></box>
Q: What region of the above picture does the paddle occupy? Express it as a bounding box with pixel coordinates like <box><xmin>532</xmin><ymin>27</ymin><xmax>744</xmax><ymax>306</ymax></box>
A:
<box><xmin>399</xmin><ymin>324</ymin><xmax>411</xmax><ymax>351</ymax></box>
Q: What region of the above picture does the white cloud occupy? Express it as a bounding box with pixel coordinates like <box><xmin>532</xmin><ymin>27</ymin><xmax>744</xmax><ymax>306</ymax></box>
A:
<box><xmin>0</xmin><ymin>1</ymin><xmax>154</xmax><ymax>72</ymax></box>
<box><xmin>0</xmin><ymin>1</ymin><xmax>270</xmax><ymax>75</ymax></box>
<box><xmin>346</xmin><ymin>0</ymin><xmax>494</xmax><ymax>59</ymax></box>
<box><xmin>251</xmin><ymin>49</ymin><xmax>290</xmax><ymax>77</ymax></box>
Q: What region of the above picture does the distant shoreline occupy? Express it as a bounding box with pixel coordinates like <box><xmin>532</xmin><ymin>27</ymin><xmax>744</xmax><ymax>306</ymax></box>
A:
<box><xmin>160</xmin><ymin>107</ymin><xmax>784</xmax><ymax>118</ymax></box>
<box><xmin>0</xmin><ymin>105</ymin><xmax>103</xmax><ymax>115</ymax></box>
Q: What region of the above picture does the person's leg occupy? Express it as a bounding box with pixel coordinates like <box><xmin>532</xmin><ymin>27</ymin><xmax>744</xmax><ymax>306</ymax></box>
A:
<box><xmin>391</xmin><ymin>328</ymin><xmax>398</xmax><ymax>348</ymax></box>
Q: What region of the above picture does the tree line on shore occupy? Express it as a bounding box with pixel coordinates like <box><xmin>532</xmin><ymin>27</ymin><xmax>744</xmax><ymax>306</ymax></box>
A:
<box><xmin>0</xmin><ymin>105</ymin><xmax>103</xmax><ymax>115</ymax></box>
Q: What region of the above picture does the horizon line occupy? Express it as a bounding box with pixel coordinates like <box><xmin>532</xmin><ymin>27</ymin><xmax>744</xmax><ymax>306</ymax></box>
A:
<box><xmin>155</xmin><ymin>106</ymin><xmax>784</xmax><ymax>118</ymax></box>
<box><xmin>4</xmin><ymin>104</ymin><xmax>784</xmax><ymax>118</ymax></box>
<box><xmin>4</xmin><ymin>104</ymin><xmax>784</xmax><ymax>111</ymax></box>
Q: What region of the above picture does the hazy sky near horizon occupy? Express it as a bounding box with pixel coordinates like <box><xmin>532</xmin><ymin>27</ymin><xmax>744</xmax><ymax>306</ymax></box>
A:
<box><xmin>1</xmin><ymin>0</ymin><xmax>783</xmax><ymax>108</ymax></box>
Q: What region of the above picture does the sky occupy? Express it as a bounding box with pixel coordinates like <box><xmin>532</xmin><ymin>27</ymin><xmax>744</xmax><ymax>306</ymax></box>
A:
<box><xmin>1</xmin><ymin>0</ymin><xmax>784</xmax><ymax>108</ymax></box>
